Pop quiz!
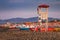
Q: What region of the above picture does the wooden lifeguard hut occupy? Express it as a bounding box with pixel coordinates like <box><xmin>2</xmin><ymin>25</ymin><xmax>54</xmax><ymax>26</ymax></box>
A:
<box><xmin>37</xmin><ymin>4</ymin><xmax>49</xmax><ymax>31</ymax></box>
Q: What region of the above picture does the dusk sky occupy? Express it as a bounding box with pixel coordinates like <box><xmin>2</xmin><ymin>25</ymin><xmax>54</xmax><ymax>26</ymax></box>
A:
<box><xmin>0</xmin><ymin>0</ymin><xmax>60</xmax><ymax>19</ymax></box>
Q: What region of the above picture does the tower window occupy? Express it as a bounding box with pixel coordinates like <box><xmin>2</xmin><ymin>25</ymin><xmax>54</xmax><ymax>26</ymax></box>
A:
<box><xmin>41</xmin><ymin>8</ymin><xmax>46</xmax><ymax>12</ymax></box>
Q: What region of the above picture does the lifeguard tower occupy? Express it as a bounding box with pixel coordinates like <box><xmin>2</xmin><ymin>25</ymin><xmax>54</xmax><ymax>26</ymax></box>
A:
<box><xmin>37</xmin><ymin>4</ymin><xmax>49</xmax><ymax>31</ymax></box>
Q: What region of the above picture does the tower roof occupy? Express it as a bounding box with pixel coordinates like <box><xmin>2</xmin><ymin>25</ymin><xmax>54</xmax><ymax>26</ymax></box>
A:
<box><xmin>38</xmin><ymin>4</ymin><xmax>49</xmax><ymax>8</ymax></box>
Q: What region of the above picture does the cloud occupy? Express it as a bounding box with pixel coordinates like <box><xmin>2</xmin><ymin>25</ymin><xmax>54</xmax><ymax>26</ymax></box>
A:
<box><xmin>49</xmin><ymin>1</ymin><xmax>60</xmax><ymax>5</ymax></box>
<box><xmin>0</xmin><ymin>9</ymin><xmax>38</xmax><ymax>19</ymax></box>
<box><xmin>48</xmin><ymin>11</ymin><xmax>60</xmax><ymax>18</ymax></box>
<box><xmin>54</xmin><ymin>2</ymin><xmax>60</xmax><ymax>4</ymax></box>
<box><xmin>8</xmin><ymin>0</ymin><xmax>25</xmax><ymax>3</ymax></box>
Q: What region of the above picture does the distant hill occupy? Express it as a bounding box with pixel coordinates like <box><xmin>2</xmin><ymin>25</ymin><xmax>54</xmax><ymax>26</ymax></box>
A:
<box><xmin>0</xmin><ymin>17</ymin><xmax>60</xmax><ymax>24</ymax></box>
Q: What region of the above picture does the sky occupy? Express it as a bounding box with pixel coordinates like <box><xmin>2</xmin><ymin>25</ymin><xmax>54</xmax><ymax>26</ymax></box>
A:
<box><xmin>0</xmin><ymin>0</ymin><xmax>60</xmax><ymax>19</ymax></box>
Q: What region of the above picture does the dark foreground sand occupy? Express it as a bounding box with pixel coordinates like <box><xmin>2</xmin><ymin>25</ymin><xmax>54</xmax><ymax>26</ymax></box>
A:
<box><xmin>0</xmin><ymin>29</ymin><xmax>60</xmax><ymax>40</ymax></box>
